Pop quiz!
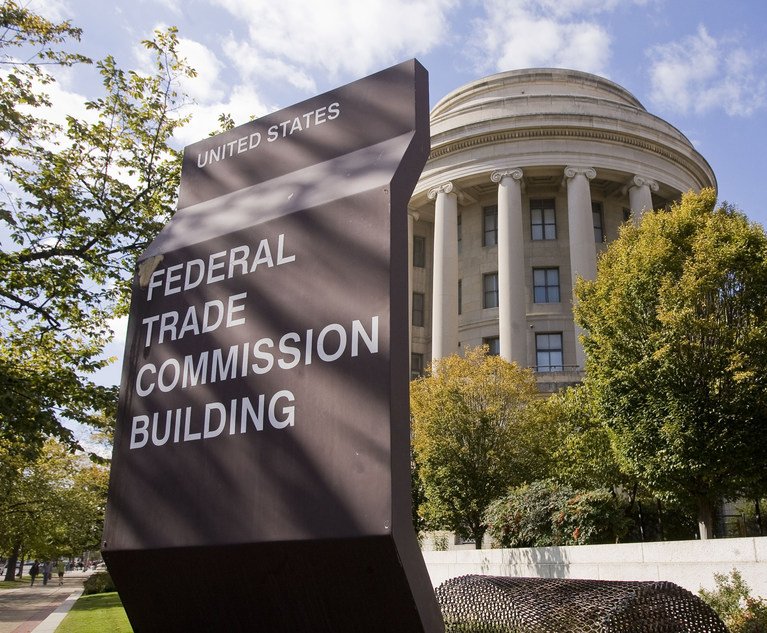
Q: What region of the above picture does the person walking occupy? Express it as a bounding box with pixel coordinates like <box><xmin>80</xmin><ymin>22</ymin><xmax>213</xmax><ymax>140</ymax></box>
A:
<box><xmin>56</xmin><ymin>559</ymin><xmax>66</xmax><ymax>586</ymax></box>
<box><xmin>42</xmin><ymin>560</ymin><xmax>52</xmax><ymax>586</ymax></box>
<box><xmin>29</xmin><ymin>560</ymin><xmax>40</xmax><ymax>586</ymax></box>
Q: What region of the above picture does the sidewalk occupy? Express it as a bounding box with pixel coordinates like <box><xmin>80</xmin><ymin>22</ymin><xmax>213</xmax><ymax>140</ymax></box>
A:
<box><xmin>0</xmin><ymin>572</ymin><xmax>89</xmax><ymax>633</ymax></box>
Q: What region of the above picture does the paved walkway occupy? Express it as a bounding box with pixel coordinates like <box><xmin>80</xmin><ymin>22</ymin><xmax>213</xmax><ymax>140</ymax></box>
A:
<box><xmin>0</xmin><ymin>573</ymin><xmax>89</xmax><ymax>633</ymax></box>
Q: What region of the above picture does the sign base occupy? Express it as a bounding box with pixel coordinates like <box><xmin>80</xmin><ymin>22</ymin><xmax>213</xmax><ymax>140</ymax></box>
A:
<box><xmin>106</xmin><ymin>536</ymin><xmax>434</xmax><ymax>632</ymax></box>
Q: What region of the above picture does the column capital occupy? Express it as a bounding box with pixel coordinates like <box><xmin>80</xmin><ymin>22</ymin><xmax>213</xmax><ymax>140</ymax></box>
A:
<box><xmin>408</xmin><ymin>210</ymin><xmax>420</xmax><ymax>222</ymax></box>
<box><xmin>564</xmin><ymin>166</ymin><xmax>597</xmax><ymax>180</ymax></box>
<box><xmin>629</xmin><ymin>175</ymin><xmax>659</xmax><ymax>192</ymax></box>
<box><xmin>427</xmin><ymin>181</ymin><xmax>455</xmax><ymax>200</ymax></box>
<box><xmin>490</xmin><ymin>168</ymin><xmax>524</xmax><ymax>184</ymax></box>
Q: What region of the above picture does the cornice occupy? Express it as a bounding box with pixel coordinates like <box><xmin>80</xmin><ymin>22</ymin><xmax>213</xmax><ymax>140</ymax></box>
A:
<box><xmin>427</xmin><ymin>126</ymin><xmax>715</xmax><ymax>189</ymax></box>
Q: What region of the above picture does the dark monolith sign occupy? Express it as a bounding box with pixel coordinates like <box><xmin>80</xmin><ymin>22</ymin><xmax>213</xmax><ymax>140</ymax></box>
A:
<box><xmin>102</xmin><ymin>60</ymin><xmax>443</xmax><ymax>632</ymax></box>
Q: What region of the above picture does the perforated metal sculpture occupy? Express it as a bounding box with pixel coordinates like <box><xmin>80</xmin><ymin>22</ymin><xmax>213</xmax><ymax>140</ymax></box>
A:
<box><xmin>436</xmin><ymin>575</ymin><xmax>727</xmax><ymax>633</ymax></box>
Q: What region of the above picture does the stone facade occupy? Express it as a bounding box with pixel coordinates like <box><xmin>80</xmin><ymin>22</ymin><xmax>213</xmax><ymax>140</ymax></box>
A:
<box><xmin>408</xmin><ymin>68</ymin><xmax>716</xmax><ymax>388</ymax></box>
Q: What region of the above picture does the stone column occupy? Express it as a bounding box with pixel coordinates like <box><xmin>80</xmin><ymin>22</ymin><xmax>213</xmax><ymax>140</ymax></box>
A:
<box><xmin>491</xmin><ymin>168</ymin><xmax>527</xmax><ymax>366</ymax></box>
<box><xmin>427</xmin><ymin>182</ymin><xmax>459</xmax><ymax>361</ymax></box>
<box><xmin>565</xmin><ymin>166</ymin><xmax>597</xmax><ymax>370</ymax></box>
<box><xmin>628</xmin><ymin>175</ymin><xmax>659</xmax><ymax>224</ymax></box>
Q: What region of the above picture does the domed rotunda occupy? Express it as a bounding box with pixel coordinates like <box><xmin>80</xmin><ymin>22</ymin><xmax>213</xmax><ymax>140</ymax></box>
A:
<box><xmin>407</xmin><ymin>68</ymin><xmax>715</xmax><ymax>391</ymax></box>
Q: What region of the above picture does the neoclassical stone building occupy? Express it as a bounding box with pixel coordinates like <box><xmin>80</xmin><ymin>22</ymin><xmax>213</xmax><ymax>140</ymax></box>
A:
<box><xmin>408</xmin><ymin>68</ymin><xmax>715</xmax><ymax>391</ymax></box>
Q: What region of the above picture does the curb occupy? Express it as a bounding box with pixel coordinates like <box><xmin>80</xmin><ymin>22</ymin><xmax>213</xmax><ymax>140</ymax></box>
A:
<box><xmin>31</xmin><ymin>589</ymin><xmax>83</xmax><ymax>632</ymax></box>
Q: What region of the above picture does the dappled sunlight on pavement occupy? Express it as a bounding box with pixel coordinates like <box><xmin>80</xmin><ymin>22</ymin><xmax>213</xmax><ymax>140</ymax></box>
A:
<box><xmin>0</xmin><ymin>572</ymin><xmax>90</xmax><ymax>633</ymax></box>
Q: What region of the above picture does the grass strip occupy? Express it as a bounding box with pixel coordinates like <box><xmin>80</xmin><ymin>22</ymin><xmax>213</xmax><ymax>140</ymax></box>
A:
<box><xmin>0</xmin><ymin>579</ymin><xmax>26</xmax><ymax>589</ymax></box>
<box><xmin>56</xmin><ymin>591</ymin><xmax>133</xmax><ymax>633</ymax></box>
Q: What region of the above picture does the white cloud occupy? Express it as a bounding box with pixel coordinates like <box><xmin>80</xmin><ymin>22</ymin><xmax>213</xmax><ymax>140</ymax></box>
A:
<box><xmin>177</xmin><ymin>37</ymin><xmax>226</xmax><ymax>103</ymax></box>
<box><xmin>211</xmin><ymin>0</ymin><xmax>456</xmax><ymax>84</ymax></box>
<box><xmin>648</xmin><ymin>25</ymin><xmax>767</xmax><ymax>117</ymax></box>
<box><xmin>28</xmin><ymin>0</ymin><xmax>71</xmax><ymax>22</ymax></box>
<box><xmin>466</xmin><ymin>0</ymin><xmax>657</xmax><ymax>77</ymax></box>
<box><xmin>222</xmin><ymin>37</ymin><xmax>318</xmax><ymax>93</ymax></box>
<box><xmin>149</xmin><ymin>0</ymin><xmax>183</xmax><ymax>14</ymax></box>
<box><xmin>488</xmin><ymin>17</ymin><xmax>609</xmax><ymax>75</ymax></box>
<box><xmin>522</xmin><ymin>0</ymin><xmax>622</xmax><ymax>19</ymax></box>
<box><xmin>126</xmin><ymin>27</ymin><xmax>268</xmax><ymax>143</ymax></box>
<box><xmin>30</xmin><ymin>77</ymin><xmax>93</xmax><ymax>127</ymax></box>
<box><xmin>175</xmin><ymin>84</ymin><xmax>271</xmax><ymax>146</ymax></box>
<box><xmin>130</xmin><ymin>24</ymin><xmax>228</xmax><ymax>105</ymax></box>
<box><xmin>108</xmin><ymin>315</ymin><xmax>130</xmax><ymax>344</ymax></box>
<box><xmin>89</xmin><ymin>316</ymin><xmax>129</xmax><ymax>391</ymax></box>
<box><xmin>3</xmin><ymin>65</ymin><xmax>94</xmax><ymax>150</ymax></box>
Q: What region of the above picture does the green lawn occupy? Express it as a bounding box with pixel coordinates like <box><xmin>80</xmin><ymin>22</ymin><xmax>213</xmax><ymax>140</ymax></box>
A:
<box><xmin>0</xmin><ymin>578</ymin><xmax>26</xmax><ymax>589</ymax></box>
<box><xmin>56</xmin><ymin>592</ymin><xmax>133</xmax><ymax>633</ymax></box>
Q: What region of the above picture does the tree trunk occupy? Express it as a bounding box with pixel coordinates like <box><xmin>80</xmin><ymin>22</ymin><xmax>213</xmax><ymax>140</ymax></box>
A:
<box><xmin>656</xmin><ymin>498</ymin><xmax>665</xmax><ymax>540</ymax></box>
<box><xmin>473</xmin><ymin>526</ymin><xmax>485</xmax><ymax>549</ymax></box>
<box><xmin>4</xmin><ymin>542</ymin><xmax>21</xmax><ymax>581</ymax></box>
<box><xmin>697</xmin><ymin>497</ymin><xmax>714</xmax><ymax>540</ymax></box>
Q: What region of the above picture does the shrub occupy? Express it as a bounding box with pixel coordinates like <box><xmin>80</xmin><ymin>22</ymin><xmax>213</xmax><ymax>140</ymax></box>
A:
<box><xmin>485</xmin><ymin>480</ymin><xmax>571</xmax><ymax>548</ymax></box>
<box><xmin>485</xmin><ymin>479</ymin><xmax>627</xmax><ymax>548</ymax></box>
<box><xmin>83</xmin><ymin>571</ymin><xmax>116</xmax><ymax>595</ymax></box>
<box><xmin>699</xmin><ymin>569</ymin><xmax>767</xmax><ymax>633</ymax></box>
<box><xmin>556</xmin><ymin>488</ymin><xmax>629</xmax><ymax>545</ymax></box>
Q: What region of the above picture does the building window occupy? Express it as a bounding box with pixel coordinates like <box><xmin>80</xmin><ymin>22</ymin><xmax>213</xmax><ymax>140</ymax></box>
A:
<box><xmin>483</xmin><ymin>272</ymin><xmax>499</xmax><ymax>309</ymax></box>
<box><xmin>533</xmin><ymin>268</ymin><xmax>560</xmax><ymax>303</ymax></box>
<box><xmin>483</xmin><ymin>205</ymin><xmax>498</xmax><ymax>246</ymax></box>
<box><xmin>531</xmin><ymin>200</ymin><xmax>556</xmax><ymax>240</ymax></box>
<box><xmin>536</xmin><ymin>333</ymin><xmax>563</xmax><ymax>372</ymax></box>
<box><xmin>412</xmin><ymin>292</ymin><xmax>425</xmax><ymax>327</ymax></box>
<box><xmin>457</xmin><ymin>213</ymin><xmax>462</xmax><ymax>253</ymax></box>
<box><xmin>411</xmin><ymin>353</ymin><xmax>424</xmax><ymax>380</ymax></box>
<box><xmin>593</xmin><ymin>202</ymin><xmax>604</xmax><ymax>243</ymax></box>
<box><xmin>483</xmin><ymin>336</ymin><xmax>500</xmax><ymax>356</ymax></box>
<box><xmin>413</xmin><ymin>235</ymin><xmax>426</xmax><ymax>268</ymax></box>
<box><xmin>458</xmin><ymin>279</ymin><xmax>462</xmax><ymax>315</ymax></box>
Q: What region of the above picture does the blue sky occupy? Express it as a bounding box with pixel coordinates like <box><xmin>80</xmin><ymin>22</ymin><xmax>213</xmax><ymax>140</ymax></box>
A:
<box><xmin>33</xmin><ymin>0</ymin><xmax>767</xmax><ymax>387</ymax></box>
<box><xmin>39</xmin><ymin>0</ymin><xmax>767</xmax><ymax>220</ymax></box>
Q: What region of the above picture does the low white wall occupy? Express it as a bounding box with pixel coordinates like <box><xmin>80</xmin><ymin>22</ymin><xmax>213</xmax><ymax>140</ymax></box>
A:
<box><xmin>422</xmin><ymin>537</ymin><xmax>767</xmax><ymax>598</ymax></box>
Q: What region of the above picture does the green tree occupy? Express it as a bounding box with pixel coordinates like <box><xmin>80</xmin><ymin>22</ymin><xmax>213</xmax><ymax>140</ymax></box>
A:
<box><xmin>575</xmin><ymin>189</ymin><xmax>767</xmax><ymax>539</ymax></box>
<box><xmin>410</xmin><ymin>346</ymin><xmax>542</xmax><ymax>547</ymax></box>
<box><xmin>46</xmin><ymin>457</ymin><xmax>109</xmax><ymax>559</ymax></box>
<box><xmin>543</xmin><ymin>384</ymin><xmax>625</xmax><ymax>492</ymax></box>
<box><xmin>1</xmin><ymin>439</ymin><xmax>108</xmax><ymax>580</ymax></box>
<box><xmin>0</xmin><ymin>4</ymin><xmax>195</xmax><ymax>453</ymax></box>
